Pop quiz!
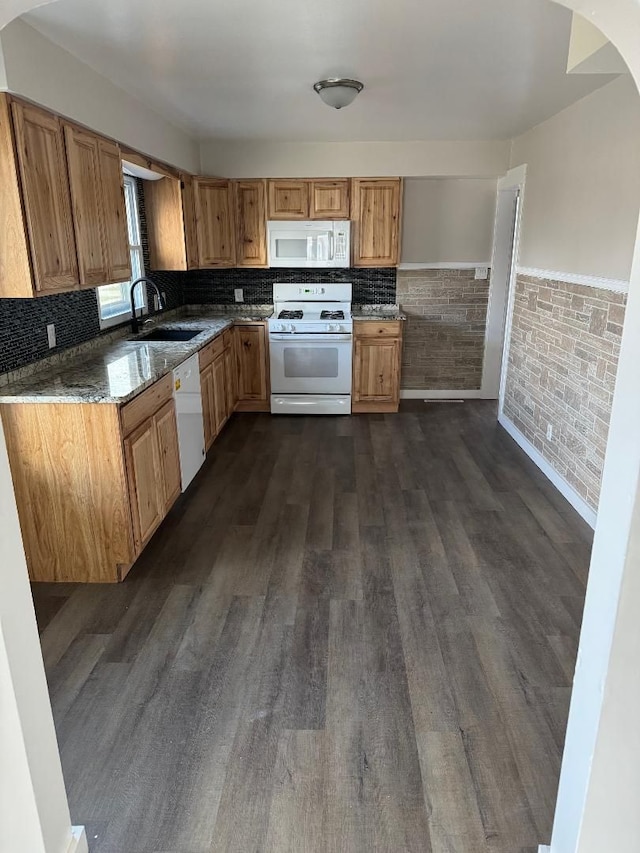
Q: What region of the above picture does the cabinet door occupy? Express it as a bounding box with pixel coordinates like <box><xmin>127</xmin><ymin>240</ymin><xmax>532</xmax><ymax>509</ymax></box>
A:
<box><xmin>11</xmin><ymin>101</ymin><xmax>79</xmax><ymax>294</ymax></box>
<box><xmin>353</xmin><ymin>337</ymin><xmax>401</xmax><ymax>403</ymax></box>
<box><xmin>64</xmin><ymin>125</ymin><xmax>109</xmax><ymax>287</ymax></box>
<box><xmin>212</xmin><ymin>352</ymin><xmax>228</xmax><ymax>433</ymax></box>
<box><xmin>181</xmin><ymin>173</ymin><xmax>200</xmax><ymax>270</ymax></box>
<box><xmin>194</xmin><ymin>178</ymin><xmax>236</xmax><ymax>267</ymax></box>
<box><xmin>224</xmin><ymin>338</ymin><xmax>237</xmax><ymax>414</ymax></box>
<box><xmin>236</xmin><ymin>324</ymin><xmax>268</xmax><ymax>402</ymax></box>
<box><xmin>200</xmin><ymin>364</ymin><xmax>216</xmax><ymax>451</ymax></box>
<box><xmin>155</xmin><ymin>399</ymin><xmax>182</xmax><ymax>510</ymax></box>
<box><xmin>235</xmin><ymin>180</ymin><xmax>267</xmax><ymax>267</ymax></box>
<box><xmin>98</xmin><ymin>138</ymin><xmax>132</xmax><ymax>283</ymax></box>
<box><xmin>124</xmin><ymin>416</ymin><xmax>164</xmax><ymax>551</ymax></box>
<box><xmin>143</xmin><ymin>175</ymin><xmax>187</xmax><ymax>271</ymax></box>
<box><xmin>310</xmin><ymin>180</ymin><xmax>350</xmax><ymax>219</ymax></box>
<box><xmin>267</xmin><ymin>180</ymin><xmax>309</xmax><ymax>219</ymax></box>
<box><xmin>351</xmin><ymin>178</ymin><xmax>401</xmax><ymax>267</ymax></box>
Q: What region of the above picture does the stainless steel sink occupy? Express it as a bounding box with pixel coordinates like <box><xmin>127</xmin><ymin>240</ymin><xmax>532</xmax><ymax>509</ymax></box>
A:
<box><xmin>133</xmin><ymin>327</ymin><xmax>205</xmax><ymax>342</ymax></box>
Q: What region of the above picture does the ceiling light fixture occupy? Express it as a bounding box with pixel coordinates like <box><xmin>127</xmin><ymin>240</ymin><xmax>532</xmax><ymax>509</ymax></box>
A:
<box><xmin>313</xmin><ymin>78</ymin><xmax>364</xmax><ymax>110</ymax></box>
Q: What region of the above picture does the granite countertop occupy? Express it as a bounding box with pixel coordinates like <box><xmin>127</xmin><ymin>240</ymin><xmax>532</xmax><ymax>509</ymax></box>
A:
<box><xmin>352</xmin><ymin>304</ymin><xmax>407</xmax><ymax>321</ymax></box>
<box><xmin>0</xmin><ymin>315</ymin><xmax>236</xmax><ymax>405</ymax></box>
<box><xmin>185</xmin><ymin>304</ymin><xmax>274</xmax><ymax>322</ymax></box>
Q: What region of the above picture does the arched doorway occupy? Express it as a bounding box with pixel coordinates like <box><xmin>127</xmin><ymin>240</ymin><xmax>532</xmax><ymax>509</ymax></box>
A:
<box><xmin>1</xmin><ymin>2</ymin><xmax>640</xmax><ymax>852</ymax></box>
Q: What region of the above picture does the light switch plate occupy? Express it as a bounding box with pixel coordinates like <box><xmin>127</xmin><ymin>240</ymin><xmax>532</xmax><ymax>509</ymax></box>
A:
<box><xmin>46</xmin><ymin>324</ymin><xmax>56</xmax><ymax>348</ymax></box>
<box><xmin>234</xmin><ymin>288</ymin><xmax>244</xmax><ymax>303</ymax></box>
<box><xmin>475</xmin><ymin>267</ymin><xmax>489</xmax><ymax>280</ymax></box>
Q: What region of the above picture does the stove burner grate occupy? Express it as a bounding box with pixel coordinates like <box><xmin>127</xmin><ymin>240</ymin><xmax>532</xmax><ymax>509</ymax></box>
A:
<box><xmin>320</xmin><ymin>310</ymin><xmax>345</xmax><ymax>320</ymax></box>
<box><xmin>278</xmin><ymin>310</ymin><xmax>304</xmax><ymax>320</ymax></box>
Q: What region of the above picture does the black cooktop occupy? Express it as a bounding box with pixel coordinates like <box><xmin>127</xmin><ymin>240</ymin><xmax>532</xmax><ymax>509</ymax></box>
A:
<box><xmin>320</xmin><ymin>310</ymin><xmax>345</xmax><ymax>320</ymax></box>
<box><xmin>278</xmin><ymin>310</ymin><xmax>304</xmax><ymax>320</ymax></box>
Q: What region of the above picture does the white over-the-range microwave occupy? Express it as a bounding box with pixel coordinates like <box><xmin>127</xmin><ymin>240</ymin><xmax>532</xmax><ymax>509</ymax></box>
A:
<box><xmin>267</xmin><ymin>220</ymin><xmax>351</xmax><ymax>268</ymax></box>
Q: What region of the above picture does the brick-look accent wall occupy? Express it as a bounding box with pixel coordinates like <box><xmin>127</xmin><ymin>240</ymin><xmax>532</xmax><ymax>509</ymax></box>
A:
<box><xmin>397</xmin><ymin>269</ymin><xmax>490</xmax><ymax>390</ymax></box>
<box><xmin>504</xmin><ymin>274</ymin><xmax>626</xmax><ymax>511</ymax></box>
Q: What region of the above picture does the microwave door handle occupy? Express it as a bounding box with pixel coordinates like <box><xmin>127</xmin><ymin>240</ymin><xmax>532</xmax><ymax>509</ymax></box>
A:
<box><xmin>328</xmin><ymin>231</ymin><xmax>335</xmax><ymax>261</ymax></box>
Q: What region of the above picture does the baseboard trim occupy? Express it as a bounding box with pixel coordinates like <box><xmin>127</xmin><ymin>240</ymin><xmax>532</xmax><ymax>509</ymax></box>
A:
<box><xmin>517</xmin><ymin>266</ymin><xmax>629</xmax><ymax>294</ymax></box>
<box><xmin>399</xmin><ymin>262</ymin><xmax>491</xmax><ymax>270</ymax></box>
<box><xmin>498</xmin><ymin>413</ymin><xmax>597</xmax><ymax>528</ymax></box>
<box><xmin>538</xmin><ymin>846</ymin><xmax>551</xmax><ymax>853</ymax></box>
<box><xmin>66</xmin><ymin>827</ymin><xmax>88</xmax><ymax>853</ymax></box>
<box><xmin>401</xmin><ymin>389</ymin><xmax>485</xmax><ymax>399</ymax></box>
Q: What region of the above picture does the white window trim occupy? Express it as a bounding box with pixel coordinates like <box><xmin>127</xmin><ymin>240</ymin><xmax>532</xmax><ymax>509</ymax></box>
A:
<box><xmin>97</xmin><ymin>174</ymin><xmax>148</xmax><ymax>330</ymax></box>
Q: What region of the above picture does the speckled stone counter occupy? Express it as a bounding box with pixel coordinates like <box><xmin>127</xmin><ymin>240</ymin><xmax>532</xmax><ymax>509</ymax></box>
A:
<box><xmin>0</xmin><ymin>316</ymin><xmax>234</xmax><ymax>405</ymax></box>
<box><xmin>185</xmin><ymin>304</ymin><xmax>273</xmax><ymax>321</ymax></box>
<box><xmin>352</xmin><ymin>304</ymin><xmax>407</xmax><ymax>321</ymax></box>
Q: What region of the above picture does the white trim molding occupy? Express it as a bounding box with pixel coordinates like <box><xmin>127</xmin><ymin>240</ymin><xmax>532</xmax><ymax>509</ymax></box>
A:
<box><xmin>66</xmin><ymin>827</ymin><xmax>88</xmax><ymax>853</ymax></box>
<box><xmin>498</xmin><ymin>413</ymin><xmax>597</xmax><ymax>528</ymax></box>
<box><xmin>398</xmin><ymin>262</ymin><xmax>491</xmax><ymax>270</ymax></box>
<box><xmin>401</xmin><ymin>389</ymin><xmax>488</xmax><ymax>400</ymax></box>
<box><xmin>538</xmin><ymin>847</ymin><xmax>551</xmax><ymax>853</ymax></box>
<box><xmin>517</xmin><ymin>266</ymin><xmax>629</xmax><ymax>294</ymax></box>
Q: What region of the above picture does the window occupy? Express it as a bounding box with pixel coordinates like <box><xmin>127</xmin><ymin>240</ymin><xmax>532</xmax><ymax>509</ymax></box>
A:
<box><xmin>97</xmin><ymin>174</ymin><xmax>147</xmax><ymax>328</ymax></box>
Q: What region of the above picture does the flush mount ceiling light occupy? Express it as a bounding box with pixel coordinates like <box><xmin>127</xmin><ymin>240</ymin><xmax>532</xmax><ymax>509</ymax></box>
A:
<box><xmin>313</xmin><ymin>78</ymin><xmax>364</xmax><ymax>110</ymax></box>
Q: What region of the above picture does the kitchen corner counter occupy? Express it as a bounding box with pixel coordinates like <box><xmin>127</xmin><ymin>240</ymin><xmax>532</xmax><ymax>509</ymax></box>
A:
<box><xmin>0</xmin><ymin>316</ymin><xmax>236</xmax><ymax>405</ymax></box>
<box><xmin>352</xmin><ymin>304</ymin><xmax>407</xmax><ymax>321</ymax></box>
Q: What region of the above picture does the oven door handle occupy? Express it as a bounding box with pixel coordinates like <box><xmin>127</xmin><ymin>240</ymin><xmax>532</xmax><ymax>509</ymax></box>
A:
<box><xmin>269</xmin><ymin>333</ymin><xmax>353</xmax><ymax>342</ymax></box>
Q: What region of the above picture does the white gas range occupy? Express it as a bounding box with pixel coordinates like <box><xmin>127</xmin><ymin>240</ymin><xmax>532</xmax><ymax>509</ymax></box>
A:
<box><xmin>268</xmin><ymin>282</ymin><xmax>353</xmax><ymax>415</ymax></box>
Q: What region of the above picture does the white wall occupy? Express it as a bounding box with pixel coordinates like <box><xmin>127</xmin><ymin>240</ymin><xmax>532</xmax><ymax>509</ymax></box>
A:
<box><xmin>200</xmin><ymin>139</ymin><xmax>510</xmax><ymax>179</ymax></box>
<box><xmin>0</xmin><ymin>19</ymin><xmax>199</xmax><ymax>172</ymax></box>
<box><xmin>401</xmin><ymin>177</ymin><xmax>497</xmax><ymax>264</ymax></box>
<box><xmin>511</xmin><ymin>75</ymin><xmax>640</xmax><ymax>281</ymax></box>
<box><xmin>0</xmin><ymin>418</ymin><xmax>85</xmax><ymax>853</ymax></box>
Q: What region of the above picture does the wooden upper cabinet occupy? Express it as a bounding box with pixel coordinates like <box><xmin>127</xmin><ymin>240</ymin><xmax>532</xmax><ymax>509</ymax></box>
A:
<box><xmin>267</xmin><ymin>180</ymin><xmax>310</xmax><ymax>219</ymax></box>
<box><xmin>194</xmin><ymin>178</ymin><xmax>236</xmax><ymax>267</ymax></box>
<box><xmin>11</xmin><ymin>100</ymin><xmax>79</xmax><ymax>294</ymax></box>
<box><xmin>144</xmin><ymin>175</ymin><xmax>188</xmax><ymax>271</ymax></box>
<box><xmin>351</xmin><ymin>178</ymin><xmax>402</xmax><ymax>267</ymax></box>
<box><xmin>65</xmin><ymin>126</ymin><xmax>131</xmax><ymax>287</ymax></box>
<box><xmin>64</xmin><ymin>125</ymin><xmax>108</xmax><ymax>287</ymax></box>
<box><xmin>181</xmin><ymin>174</ymin><xmax>200</xmax><ymax>270</ymax></box>
<box><xmin>98</xmin><ymin>138</ymin><xmax>131</xmax><ymax>283</ymax></box>
<box><xmin>310</xmin><ymin>180</ymin><xmax>350</xmax><ymax>219</ymax></box>
<box><xmin>235</xmin><ymin>180</ymin><xmax>267</xmax><ymax>267</ymax></box>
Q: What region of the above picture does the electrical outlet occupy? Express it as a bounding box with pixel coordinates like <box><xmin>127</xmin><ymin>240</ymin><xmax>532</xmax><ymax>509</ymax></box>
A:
<box><xmin>46</xmin><ymin>323</ymin><xmax>56</xmax><ymax>349</ymax></box>
<box><xmin>474</xmin><ymin>266</ymin><xmax>489</xmax><ymax>280</ymax></box>
<box><xmin>234</xmin><ymin>288</ymin><xmax>244</xmax><ymax>303</ymax></box>
<box><xmin>546</xmin><ymin>423</ymin><xmax>554</xmax><ymax>441</ymax></box>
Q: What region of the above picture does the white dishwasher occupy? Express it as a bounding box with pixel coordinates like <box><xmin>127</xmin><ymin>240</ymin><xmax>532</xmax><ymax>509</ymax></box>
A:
<box><xmin>172</xmin><ymin>353</ymin><xmax>205</xmax><ymax>491</ymax></box>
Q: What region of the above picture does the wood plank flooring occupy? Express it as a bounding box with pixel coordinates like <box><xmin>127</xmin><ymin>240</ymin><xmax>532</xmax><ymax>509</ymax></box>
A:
<box><xmin>32</xmin><ymin>401</ymin><xmax>592</xmax><ymax>853</ymax></box>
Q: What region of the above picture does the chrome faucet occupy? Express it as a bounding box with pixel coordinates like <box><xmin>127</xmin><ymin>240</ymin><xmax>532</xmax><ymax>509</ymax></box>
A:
<box><xmin>130</xmin><ymin>277</ymin><xmax>165</xmax><ymax>334</ymax></box>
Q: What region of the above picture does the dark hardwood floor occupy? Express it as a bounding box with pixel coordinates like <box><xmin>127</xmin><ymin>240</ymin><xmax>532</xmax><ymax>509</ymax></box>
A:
<box><xmin>32</xmin><ymin>401</ymin><xmax>592</xmax><ymax>853</ymax></box>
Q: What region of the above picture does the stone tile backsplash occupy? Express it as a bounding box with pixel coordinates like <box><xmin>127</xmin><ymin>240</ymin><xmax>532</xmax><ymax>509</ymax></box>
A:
<box><xmin>503</xmin><ymin>273</ymin><xmax>626</xmax><ymax>511</ymax></box>
<box><xmin>397</xmin><ymin>268</ymin><xmax>491</xmax><ymax>390</ymax></box>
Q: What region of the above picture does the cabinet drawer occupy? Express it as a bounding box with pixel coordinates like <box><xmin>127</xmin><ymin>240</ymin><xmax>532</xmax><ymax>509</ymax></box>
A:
<box><xmin>120</xmin><ymin>373</ymin><xmax>173</xmax><ymax>437</ymax></box>
<box><xmin>199</xmin><ymin>333</ymin><xmax>226</xmax><ymax>370</ymax></box>
<box><xmin>354</xmin><ymin>320</ymin><xmax>402</xmax><ymax>338</ymax></box>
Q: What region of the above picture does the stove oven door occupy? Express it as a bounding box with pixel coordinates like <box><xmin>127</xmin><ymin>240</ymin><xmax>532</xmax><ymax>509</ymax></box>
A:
<box><xmin>269</xmin><ymin>333</ymin><xmax>353</xmax><ymax>395</ymax></box>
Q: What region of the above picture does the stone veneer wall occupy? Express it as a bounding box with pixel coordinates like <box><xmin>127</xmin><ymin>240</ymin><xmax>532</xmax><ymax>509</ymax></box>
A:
<box><xmin>397</xmin><ymin>269</ymin><xmax>490</xmax><ymax>390</ymax></box>
<box><xmin>503</xmin><ymin>274</ymin><xmax>626</xmax><ymax>511</ymax></box>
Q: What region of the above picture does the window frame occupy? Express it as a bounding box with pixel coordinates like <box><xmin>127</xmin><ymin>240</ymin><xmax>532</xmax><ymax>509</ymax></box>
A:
<box><xmin>97</xmin><ymin>174</ymin><xmax>147</xmax><ymax>330</ymax></box>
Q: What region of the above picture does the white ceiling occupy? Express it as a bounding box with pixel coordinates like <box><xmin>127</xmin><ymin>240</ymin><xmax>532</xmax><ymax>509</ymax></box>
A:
<box><xmin>23</xmin><ymin>0</ymin><xmax>616</xmax><ymax>142</ymax></box>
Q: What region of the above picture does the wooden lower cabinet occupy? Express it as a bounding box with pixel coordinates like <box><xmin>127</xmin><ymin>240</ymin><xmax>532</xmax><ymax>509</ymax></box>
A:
<box><xmin>352</xmin><ymin>320</ymin><xmax>404</xmax><ymax>413</ymax></box>
<box><xmin>200</xmin><ymin>328</ymin><xmax>235</xmax><ymax>449</ymax></box>
<box><xmin>0</xmin><ymin>375</ymin><xmax>181</xmax><ymax>583</ymax></box>
<box><xmin>124</xmin><ymin>416</ymin><xmax>165</xmax><ymax>550</ymax></box>
<box><xmin>235</xmin><ymin>322</ymin><xmax>270</xmax><ymax>412</ymax></box>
